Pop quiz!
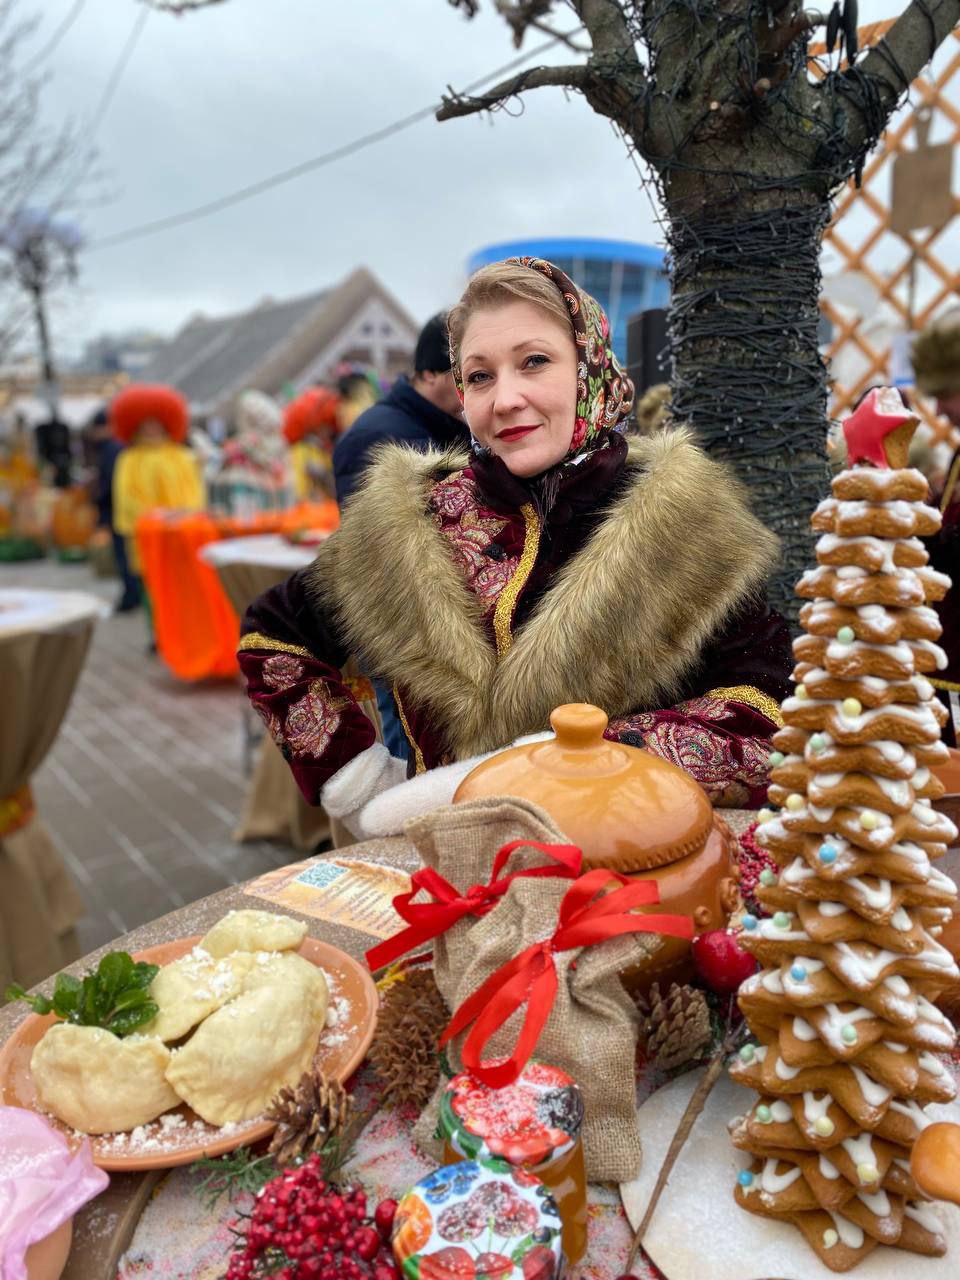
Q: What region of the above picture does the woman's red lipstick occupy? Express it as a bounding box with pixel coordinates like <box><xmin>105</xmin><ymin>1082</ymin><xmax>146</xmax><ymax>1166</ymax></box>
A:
<box><xmin>496</xmin><ymin>425</ymin><xmax>539</xmax><ymax>441</ymax></box>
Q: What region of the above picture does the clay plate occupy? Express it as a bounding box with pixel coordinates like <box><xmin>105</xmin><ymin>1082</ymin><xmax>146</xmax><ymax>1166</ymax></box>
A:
<box><xmin>0</xmin><ymin>936</ymin><xmax>378</xmax><ymax>1171</ymax></box>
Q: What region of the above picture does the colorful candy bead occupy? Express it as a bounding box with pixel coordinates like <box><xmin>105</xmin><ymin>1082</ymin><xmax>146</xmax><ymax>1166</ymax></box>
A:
<box><xmin>785</xmin><ymin>794</ymin><xmax>804</xmax><ymax>812</ymax></box>
<box><xmin>860</xmin><ymin>811</ymin><xmax>879</xmax><ymax>831</ymax></box>
<box><xmin>790</xmin><ymin>964</ymin><xmax>807</xmax><ymax>982</ymax></box>
<box><xmin>823</xmin><ymin>1229</ymin><xmax>839</xmax><ymax>1248</ymax></box>
<box><xmin>755</xmin><ymin>1105</ymin><xmax>772</xmax><ymax>1124</ymax></box>
<box><xmin>837</xmin><ymin>626</ymin><xmax>855</xmax><ymax>644</ymax></box>
<box><xmin>758</xmin><ymin>808</ymin><xmax>775</xmax><ymax>824</ymax></box>
<box><xmin>768</xmin><ymin>751</ymin><xmax>785</xmax><ymax>767</ymax></box>
<box><xmin>739</xmin><ymin>1044</ymin><xmax>756</xmax><ymax>1063</ymax></box>
<box><xmin>742</xmin><ymin>914</ymin><xmax>758</xmax><ymax>931</ymax></box>
<box><xmin>773</xmin><ymin>912</ymin><xmax>791</xmax><ymax>929</ymax></box>
<box><xmin>808</xmin><ymin>734</ymin><xmax>827</xmax><ymax>753</ymax></box>
<box><xmin>814</xmin><ymin>1116</ymin><xmax>835</xmax><ymax>1137</ymax></box>
<box><xmin>819</xmin><ymin>843</ymin><xmax>838</xmax><ymax>864</ymax></box>
<box><xmin>759</xmin><ymin>868</ymin><xmax>778</xmax><ymax>887</ymax></box>
<box><xmin>842</xmin><ymin>697</ymin><xmax>862</xmax><ymax>717</ymax></box>
<box><xmin>738</xmin><ymin>1170</ymin><xmax>754</xmax><ymax>1187</ymax></box>
<box><xmin>795</xmin><ymin>684</ymin><xmax>810</xmax><ymax>701</ymax></box>
<box><xmin>841</xmin><ymin>1024</ymin><xmax>858</xmax><ymax>1045</ymax></box>
<box><xmin>857</xmin><ymin>1163</ymin><xmax>880</xmax><ymax>1184</ymax></box>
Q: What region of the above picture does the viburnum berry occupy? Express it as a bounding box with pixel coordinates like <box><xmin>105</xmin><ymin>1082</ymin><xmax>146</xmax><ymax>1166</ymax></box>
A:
<box><xmin>374</xmin><ymin>1198</ymin><xmax>398</xmax><ymax>1238</ymax></box>
<box><xmin>226</xmin><ymin>1160</ymin><xmax>407</xmax><ymax>1279</ymax></box>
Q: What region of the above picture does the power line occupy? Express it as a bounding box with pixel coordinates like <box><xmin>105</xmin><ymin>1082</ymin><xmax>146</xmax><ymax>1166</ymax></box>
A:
<box><xmin>84</xmin><ymin>5</ymin><xmax>151</xmax><ymax>144</ymax></box>
<box><xmin>21</xmin><ymin>0</ymin><xmax>89</xmax><ymax>75</ymax></box>
<box><xmin>89</xmin><ymin>29</ymin><xmax>584</xmax><ymax>251</ymax></box>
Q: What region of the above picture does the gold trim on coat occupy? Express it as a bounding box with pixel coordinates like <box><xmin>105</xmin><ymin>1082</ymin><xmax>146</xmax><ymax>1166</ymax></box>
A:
<box><xmin>394</xmin><ymin>684</ymin><xmax>426</xmax><ymax>775</ymax></box>
<box><xmin>705</xmin><ymin>684</ymin><xmax>785</xmax><ymax>728</ymax></box>
<box><xmin>237</xmin><ymin>631</ymin><xmax>313</xmax><ymax>660</ymax></box>
<box><xmin>493</xmin><ymin>503</ymin><xmax>541</xmax><ymax>661</ymax></box>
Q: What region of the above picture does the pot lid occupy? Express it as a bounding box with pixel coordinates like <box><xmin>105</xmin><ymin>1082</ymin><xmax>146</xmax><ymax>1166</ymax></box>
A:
<box><xmin>453</xmin><ymin>703</ymin><xmax>714</xmax><ymax>872</ymax></box>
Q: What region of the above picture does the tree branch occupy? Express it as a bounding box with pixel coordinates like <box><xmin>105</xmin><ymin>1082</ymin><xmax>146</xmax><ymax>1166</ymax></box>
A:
<box><xmin>437</xmin><ymin>62</ymin><xmax>590</xmax><ymax>120</ymax></box>
<box><xmin>845</xmin><ymin>0</ymin><xmax>960</xmax><ymax>144</ymax></box>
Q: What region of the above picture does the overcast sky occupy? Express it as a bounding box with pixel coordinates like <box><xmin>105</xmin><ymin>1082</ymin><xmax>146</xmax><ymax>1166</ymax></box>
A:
<box><xmin>18</xmin><ymin>0</ymin><xmax>949</xmax><ymax>358</ymax></box>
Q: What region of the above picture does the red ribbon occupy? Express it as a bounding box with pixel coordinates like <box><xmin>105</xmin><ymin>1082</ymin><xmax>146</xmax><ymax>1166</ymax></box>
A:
<box><xmin>439</xmin><ymin>867</ymin><xmax>694</xmax><ymax>1089</ymax></box>
<box><xmin>365</xmin><ymin>839</ymin><xmax>583</xmax><ymax>972</ymax></box>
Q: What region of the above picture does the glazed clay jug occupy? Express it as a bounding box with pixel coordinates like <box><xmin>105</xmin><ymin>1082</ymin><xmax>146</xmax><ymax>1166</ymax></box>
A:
<box><xmin>454</xmin><ymin>703</ymin><xmax>739</xmax><ymax>988</ymax></box>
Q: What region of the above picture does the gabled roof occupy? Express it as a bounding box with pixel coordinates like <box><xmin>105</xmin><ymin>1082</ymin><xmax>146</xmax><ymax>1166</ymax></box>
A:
<box><xmin>141</xmin><ymin>267</ymin><xmax>418</xmax><ymax>414</ymax></box>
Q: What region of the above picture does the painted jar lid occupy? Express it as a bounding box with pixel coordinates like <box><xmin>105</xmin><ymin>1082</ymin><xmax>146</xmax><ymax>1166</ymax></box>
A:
<box><xmin>440</xmin><ymin>1063</ymin><xmax>583</xmax><ymax>1166</ymax></box>
<box><xmin>392</xmin><ymin>1156</ymin><xmax>563</xmax><ymax>1279</ymax></box>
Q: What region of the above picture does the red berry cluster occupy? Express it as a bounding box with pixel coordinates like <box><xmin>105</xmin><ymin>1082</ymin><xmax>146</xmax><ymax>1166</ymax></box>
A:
<box><xmin>736</xmin><ymin>822</ymin><xmax>778</xmax><ymax>917</ymax></box>
<box><xmin>225</xmin><ymin>1155</ymin><xmax>400</xmax><ymax>1280</ymax></box>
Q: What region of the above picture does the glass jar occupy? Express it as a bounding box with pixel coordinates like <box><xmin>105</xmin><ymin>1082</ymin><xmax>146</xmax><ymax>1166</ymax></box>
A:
<box><xmin>392</xmin><ymin>1156</ymin><xmax>563</xmax><ymax>1279</ymax></box>
<box><xmin>439</xmin><ymin>1063</ymin><xmax>588</xmax><ymax>1265</ymax></box>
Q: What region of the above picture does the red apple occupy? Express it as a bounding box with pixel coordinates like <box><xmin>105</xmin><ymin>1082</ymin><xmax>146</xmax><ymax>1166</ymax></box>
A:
<box><xmin>691</xmin><ymin>928</ymin><xmax>757</xmax><ymax>995</ymax></box>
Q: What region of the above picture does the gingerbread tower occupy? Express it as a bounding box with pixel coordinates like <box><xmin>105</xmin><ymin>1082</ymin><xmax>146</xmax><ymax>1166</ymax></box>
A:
<box><xmin>729</xmin><ymin>388</ymin><xmax>960</xmax><ymax>1271</ymax></box>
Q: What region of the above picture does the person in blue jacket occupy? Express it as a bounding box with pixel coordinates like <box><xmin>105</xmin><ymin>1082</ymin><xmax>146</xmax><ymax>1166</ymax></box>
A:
<box><xmin>333</xmin><ymin>313</ymin><xmax>470</xmax><ymax>506</ymax></box>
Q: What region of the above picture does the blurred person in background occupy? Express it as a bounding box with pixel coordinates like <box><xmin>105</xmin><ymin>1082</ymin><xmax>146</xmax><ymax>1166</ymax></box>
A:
<box><xmin>283</xmin><ymin>386</ymin><xmax>341</xmax><ymax>501</ymax></box>
<box><xmin>912</xmin><ymin>308</ymin><xmax>960</xmax><ymax>743</ymax></box>
<box><xmin>209</xmin><ymin>390</ymin><xmax>291</xmax><ymax>516</ymax></box>
<box><xmin>111</xmin><ymin>384</ymin><xmax>205</xmax><ymax>637</ymax></box>
<box><xmin>334</xmin><ymin>365</ymin><xmax>380</xmax><ymax>435</ymax></box>
<box><xmin>34</xmin><ymin>411</ymin><xmax>72</xmax><ymax>488</ymax></box>
<box><xmin>332</xmin><ymin>313</ymin><xmax>469</xmax><ymax>505</ymax></box>
<box><xmin>87</xmin><ymin>407</ymin><xmax>140</xmax><ymax>612</ymax></box>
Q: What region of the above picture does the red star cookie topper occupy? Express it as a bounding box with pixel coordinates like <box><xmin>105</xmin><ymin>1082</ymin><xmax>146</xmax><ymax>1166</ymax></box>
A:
<box><xmin>842</xmin><ymin>386</ymin><xmax>917</xmax><ymax>470</ymax></box>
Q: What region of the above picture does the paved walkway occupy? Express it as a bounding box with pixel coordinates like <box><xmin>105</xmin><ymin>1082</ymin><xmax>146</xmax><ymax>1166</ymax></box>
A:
<box><xmin>2</xmin><ymin>556</ymin><xmax>295</xmax><ymax>957</ymax></box>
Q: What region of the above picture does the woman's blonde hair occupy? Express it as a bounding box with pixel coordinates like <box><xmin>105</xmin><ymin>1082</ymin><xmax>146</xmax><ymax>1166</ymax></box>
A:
<box><xmin>447</xmin><ymin>262</ymin><xmax>575</xmax><ymax>371</ymax></box>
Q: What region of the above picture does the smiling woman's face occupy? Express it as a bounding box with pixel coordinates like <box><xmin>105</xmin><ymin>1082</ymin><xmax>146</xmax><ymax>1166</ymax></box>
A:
<box><xmin>460</xmin><ymin>300</ymin><xmax>578</xmax><ymax>478</ymax></box>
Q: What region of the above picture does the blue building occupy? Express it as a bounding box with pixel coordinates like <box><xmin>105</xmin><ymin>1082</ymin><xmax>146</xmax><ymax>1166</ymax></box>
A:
<box><xmin>467</xmin><ymin>237</ymin><xmax>669</xmax><ymax>367</ymax></box>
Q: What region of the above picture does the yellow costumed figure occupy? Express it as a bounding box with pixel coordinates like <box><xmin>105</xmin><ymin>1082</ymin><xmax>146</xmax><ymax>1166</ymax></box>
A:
<box><xmin>111</xmin><ymin>384</ymin><xmax>204</xmax><ymax>572</ymax></box>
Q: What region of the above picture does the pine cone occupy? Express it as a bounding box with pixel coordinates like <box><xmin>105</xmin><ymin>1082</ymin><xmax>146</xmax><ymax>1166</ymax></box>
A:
<box><xmin>636</xmin><ymin>982</ymin><xmax>712</xmax><ymax>1071</ymax></box>
<box><xmin>368</xmin><ymin>966</ymin><xmax>449</xmax><ymax>1110</ymax></box>
<box><xmin>266</xmin><ymin>1064</ymin><xmax>351</xmax><ymax>1166</ymax></box>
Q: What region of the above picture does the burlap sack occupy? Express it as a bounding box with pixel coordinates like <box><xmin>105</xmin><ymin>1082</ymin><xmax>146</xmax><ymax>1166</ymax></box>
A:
<box><xmin>403</xmin><ymin>795</ymin><xmax>661</xmax><ymax>1183</ymax></box>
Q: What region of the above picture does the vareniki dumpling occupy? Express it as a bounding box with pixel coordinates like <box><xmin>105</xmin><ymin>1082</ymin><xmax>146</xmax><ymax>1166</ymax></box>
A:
<box><xmin>31</xmin><ymin>1024</ymin><xmax>180</xmax><ymax>1133</ymax></box>
<box><xmin>165</xmin><ymin>980</ymin><xmax>323</xmax><ymax>1125</ymax></box>
<box><xmin>142</xmin><ymin>947</ymin><xmax>256</xmax><ymax>1042</ymax></box>
<box><xmin>239</xmin><ymin>950</ymin><xmax>329</xmax><ymax>1018</ymax></box>
<box><xmin>199</xmin><ymin>909</ymin><xmax>307</xmax><ymax>959</ymax></box>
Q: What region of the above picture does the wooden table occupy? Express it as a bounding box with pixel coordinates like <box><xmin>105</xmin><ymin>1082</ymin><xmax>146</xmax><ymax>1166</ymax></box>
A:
<box><xmin>0</xmin><ymin>836</ymin><xmax>415</xmax><ymax>1279</ymax></box>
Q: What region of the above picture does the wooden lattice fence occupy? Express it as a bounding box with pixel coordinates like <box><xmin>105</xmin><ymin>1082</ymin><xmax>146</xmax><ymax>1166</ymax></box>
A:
<box><xmin>812</xmin><ymin>21</ymin><xmax>960</xmax><ymax>450</ymax></box>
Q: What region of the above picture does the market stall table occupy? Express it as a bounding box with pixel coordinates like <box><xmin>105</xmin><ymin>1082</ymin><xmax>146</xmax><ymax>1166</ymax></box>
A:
<box><xmin>136</xmin><ymin>503</ymin><xmax>338</xmax><ymax>683</ymax></box>
<box><xmin>199</xmin><ymin>532</ymin><xmax>382</xmax><ymax>851</ymax></box>
<box><xmin>0</xmin><ymin>844</ymin><xmax>644</xmax><ymax>1280</ymax></box>
<box><xmin>0</xmin><ymin>588</ymin><xmax>101</xmax><ymax>995</ymax></box>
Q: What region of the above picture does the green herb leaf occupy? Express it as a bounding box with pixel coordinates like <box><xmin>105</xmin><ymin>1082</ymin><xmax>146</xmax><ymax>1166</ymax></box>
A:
<box><xmin>131</xmin><ymin>962</ymin><xmax>159</xmax><ymax>990</ymax></box>
<box><xmin>107</xmin><ymin>1001</ymin><xmax>159</xmax><ymax>1037</ymax></box>
<box><xmin>97</xmin><ymin>952</ymin><xmax>133</xmax><ymax>999</ymax></box>
<box><xmin>4</xmin><ymin>983</ymin><xmax>55</xmax><ymax>1016</ymax></box>
<box><xmin>7</xmin><ymin>952</ymin><xmax>165</xmax><ymax>1037</ymax></box>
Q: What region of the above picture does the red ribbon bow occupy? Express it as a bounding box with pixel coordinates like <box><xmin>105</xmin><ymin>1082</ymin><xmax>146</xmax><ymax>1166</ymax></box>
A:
<box><xmin>439</xmin><ymin>867</ymin><xmax>694</xmax><ymax>1089</ymax></box>
<box><xmin>364</xmin><ymin>839</ymin><xmax>583</xmax><ymax>972</ymax></box>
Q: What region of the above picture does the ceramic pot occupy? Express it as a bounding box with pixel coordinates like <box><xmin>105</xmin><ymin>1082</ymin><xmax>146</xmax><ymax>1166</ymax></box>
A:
<box><xmin>454</xmin><ymin>703</ymin><xmax>739</xmax><ymax>988</ymax></box>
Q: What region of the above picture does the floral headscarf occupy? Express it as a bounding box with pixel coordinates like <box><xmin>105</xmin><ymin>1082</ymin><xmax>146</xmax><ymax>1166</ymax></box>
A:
<box><xmin>454</xmin><ymin>257</ymin><xmax>635</xmax><ymax>457</ymax></box>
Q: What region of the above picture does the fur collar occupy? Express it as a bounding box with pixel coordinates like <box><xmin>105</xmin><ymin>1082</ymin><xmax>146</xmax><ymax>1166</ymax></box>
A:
<box><xmin>311</xmin><ymin>429</ymin><xmax>779</xmax><ymax>758</ymax></box>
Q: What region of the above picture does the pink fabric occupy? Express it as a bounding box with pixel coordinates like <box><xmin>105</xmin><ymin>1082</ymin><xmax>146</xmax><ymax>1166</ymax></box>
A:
<box><xmin>0</xmin><ymin>1107</ymin><xmax>108</xmax><ymax>1280</ymax></box>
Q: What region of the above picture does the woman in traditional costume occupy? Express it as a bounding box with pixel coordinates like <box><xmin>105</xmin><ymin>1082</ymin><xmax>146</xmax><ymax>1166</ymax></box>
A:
<box><xmin>111</xmin><ymin>383</ymin><xmax>204</xmax><ymax>597</ymax></box>
<box><xmin>283</xmin><ymin>387</ymin><xmax>341</xmax><ymax>502</ymax></box>
<box><xmin>239</xmin><ymin>259</ymin><xmax>791</xmax><ymax>836</ymax></box>
<box><xmin>209</xmin><ymin>389</ymin><xmax>291</xmax><ymax>515</ymax></box>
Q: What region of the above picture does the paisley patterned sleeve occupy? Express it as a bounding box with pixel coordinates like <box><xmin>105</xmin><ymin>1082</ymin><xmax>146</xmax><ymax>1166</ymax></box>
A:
<box><xmin>606</xmin><ymin>594</ymin><xmax>792</xmax><ymax>809</ymax></box>
<box><xmin>238</xmin><ymin>567</ymin><xmax>377</xmax><ymax>803</ymax></box>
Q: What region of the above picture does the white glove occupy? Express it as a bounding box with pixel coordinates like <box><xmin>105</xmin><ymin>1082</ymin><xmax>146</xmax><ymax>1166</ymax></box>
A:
<box><xmin>357</xmin><ymin>730</ymin><xmax>554</xmax><ymax>839</ymax></box>
<box><xmin>319</xmin><ymin>743</ymin><xmax>408</xmax><ymax>840</ymax></box>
